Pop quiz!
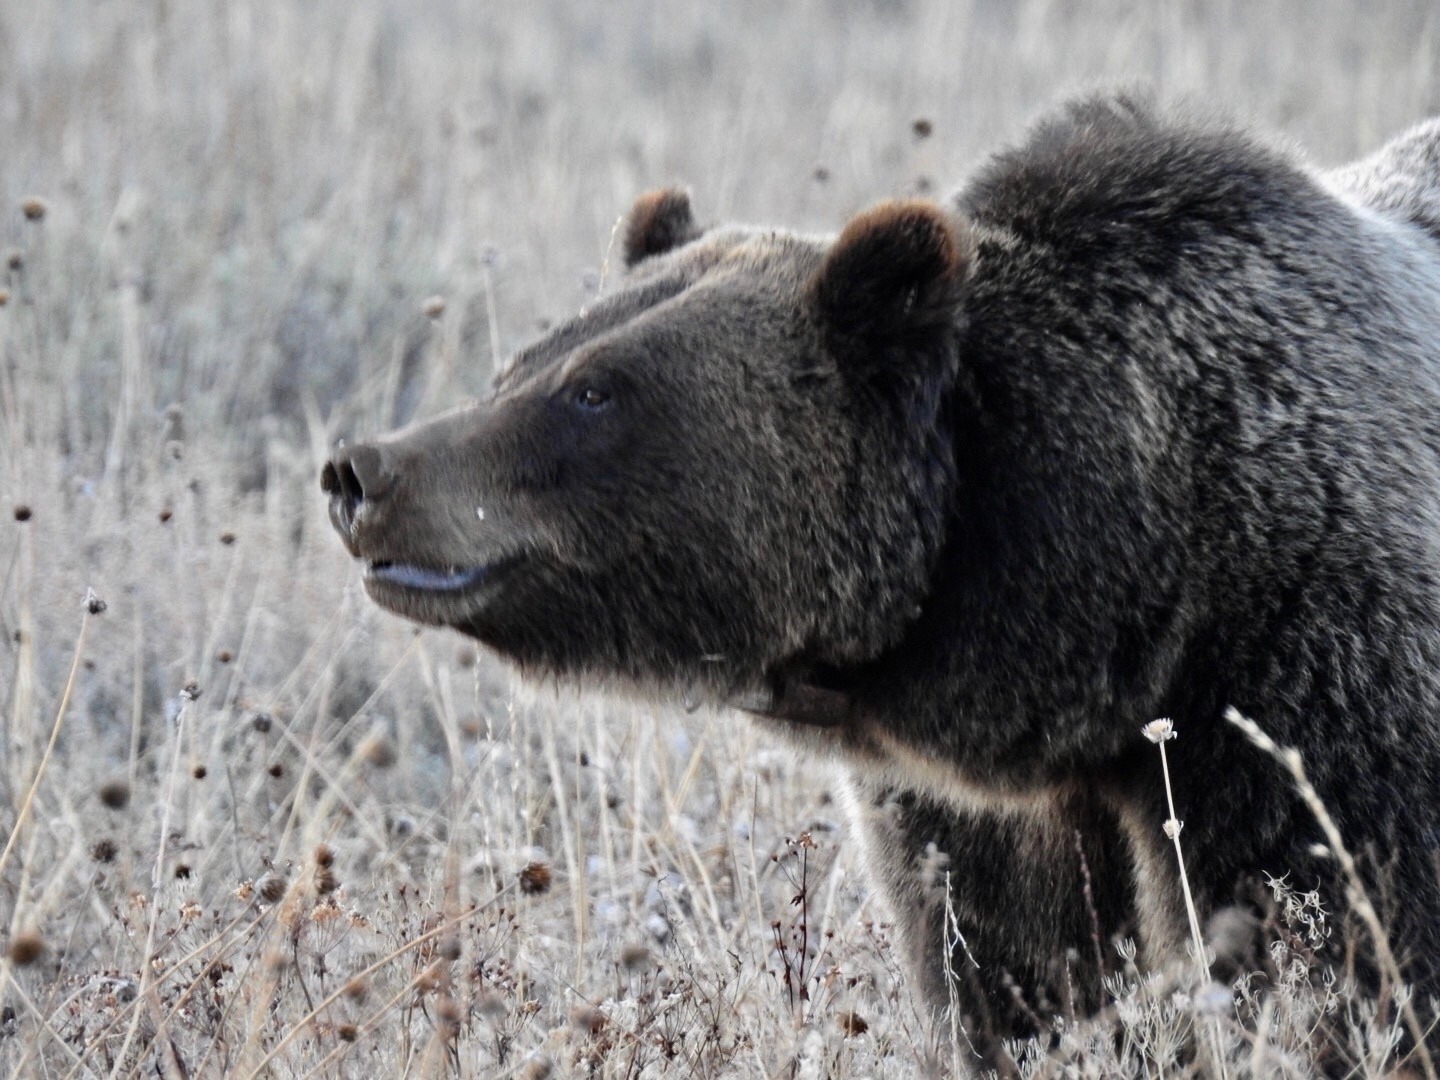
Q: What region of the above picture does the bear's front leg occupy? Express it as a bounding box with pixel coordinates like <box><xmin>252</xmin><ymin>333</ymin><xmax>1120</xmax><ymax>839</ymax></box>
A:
<box><xmin>842</xmin><ymin>775</ymin><xmax>1134</xmax><ymax>1071</ymax></box>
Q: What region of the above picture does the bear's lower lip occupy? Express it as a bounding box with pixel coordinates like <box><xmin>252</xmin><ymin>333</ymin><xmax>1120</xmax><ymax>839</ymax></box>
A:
<box><xmin>365</xmin><ymin>561</ymin><xmax>489</xmax><ymax>593</ymax></box>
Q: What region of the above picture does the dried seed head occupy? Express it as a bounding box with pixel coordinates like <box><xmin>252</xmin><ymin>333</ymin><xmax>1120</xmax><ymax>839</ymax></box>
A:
<box><xmin>4</xmin><ymin>249</ymin><xmax>22</xmax><ymax>272</ymax></box>
<box><xmin>571</xmin><ymin>1006</ymin><xmax>606</xmax><ymax>1036</ymax></box>
<box><xmin>216</xmin><ymin>649</ymin><xmax>232</xmax><ymax>664</ymax></box>
<box><xmin>337</xmin><ymin>1023</ymin><xmax>359</xmax><ymax>1042</ymax></box>
<box><xmin>191</xmin><ymin>763</ymin><xmax>207</xmax><ymax>779</ymax></box>
<box><xmin>314</xmin><ymin>844</ymin><xmax>335</xmax><ymax>868</ymax></box>
<box><xmin>219</xmin><ymin>530</ymin><xmax>236</xmax><ymax>545</ymax></box>
<box><xmin>315</xmin><ymin>866</ymin><xmax>339</xmax><ymax>895</ymax></box>
<box><xmin>421</xmin><ymin>295</ymin><xmax>446</xmax><ymax>319</ymax></box>
<box><xmin>180</xmin><ymin>680</ymin><xmax>201</xmax><ymax>701</ymax></box>
<box><xmin>8</xmin><ymin>931</ymin><xmax>45</xmax><ymax>966</ymax></box>
<box><xmin>256</xmin><ymin>870</ymin><xmax>288</xmax><ymax>904</ymax></box>
<box><xmin>174</xmin><ymin>863</ymin><xmax>192</xmax><ymax>879</ymax></box>
<box><xmin>518</xmin><ymin>1055</ymin><xmax>553</xmax><ymax>1080</ymax></box>
<box><xmin>12</xmin><ymin>504</ymin><xmax>29</xmax><ymax>522</ymax></box>
<box><xmin>518</xmin><ymin>862</ymin><xmax>552</xmax><ymax>896</ymax></box>
<box><xmin>435</xmin><ymin>995</ymin><xmax>462</xmax><ymax>1037</ymax></box>
<box><xmin>1141</xmin><ymin>718</ymin><xmax>1175</xmax><ymax>744</ymax></box>
<box><xmin>619</xmin><ymin>942</ymin><xmax>650</xmax><ymax>970</ymax></box>
<box><xmin>267</xmin><ymin>762</ymin><xmax>284</xmax><ymax>778</ymax></box>
<box><xmin>838</xmin><ymin>1010</ymin><xmax>869</xmax><ymax>1036</ymax></box>
<box><xmin>90</xmin><ymin>838</ymin><xmax>118</xmax><ymax>863</ymax></box>
<box><xmin>158</xmin><ymin>508</ymin><xmax>173</xmax><ymax>523</ymax></box>
<box><xmin>911</xmin><ymin>118</ymin><xmax>933</xmax><ymax>139</ymax></box>
<box><xmin>251</xmin><ymin>711</ymin><xmax>273</xmax><ymax>733</ymax></box>
<box><xmin>359</xmin><ymin>734</ymin><xmax>397</xmax><ymax>768</ymax></box>
<box><xmin>20</xmin><ymin>197</ymin><xmax>48</xmax><ymax>221</ymax></box>
<box><xmin>84</xmin><ymin>588</ymin><xmax>107</xmax><ymax>615</ymax></box>
<box><xmin>98</xmin><ymin>780</ymin><xmax>131</xmax><ymax>809</ymax></box>
<box><xmin>343</xmin><ymin>976</ymin><xmax>368</xmax><ymax>1002</ymax></box>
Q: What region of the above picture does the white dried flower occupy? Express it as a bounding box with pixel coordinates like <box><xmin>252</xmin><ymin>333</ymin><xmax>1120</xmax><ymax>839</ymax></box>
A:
<box><xmin>1141</xmin><ymin>718</ymin><xmax>1175</xmax><ymax>743</ymax></box>
<box><xmin>1163</xmin><ymin>818</ymin><xmax>1183</xmax><ymax>840</ymax></box>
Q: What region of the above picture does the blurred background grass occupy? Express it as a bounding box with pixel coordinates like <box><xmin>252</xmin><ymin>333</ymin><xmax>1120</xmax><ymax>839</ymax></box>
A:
<box><xmin>1</xmin><ymin>1</ymin><xmax>1437</xmax><ymax>1075</ymax></box>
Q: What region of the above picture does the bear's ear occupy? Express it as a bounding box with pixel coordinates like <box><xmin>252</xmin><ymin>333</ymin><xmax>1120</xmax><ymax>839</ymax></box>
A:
<box><xmin>622</xmin><ymin>188</ymin><xmax>702</xmax><ymax>267</ymax></box>
<box><xmin>812</xmin><ymin>199</ymin><xmax>972</xmax><ymax>359</ymax></box>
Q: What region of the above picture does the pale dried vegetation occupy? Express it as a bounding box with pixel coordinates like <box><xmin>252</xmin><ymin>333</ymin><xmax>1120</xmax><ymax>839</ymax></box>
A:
<box><xmin>2</xmin><ymin>1</ymin><xmax>1438</xmax><ymax>1076</ymax></box>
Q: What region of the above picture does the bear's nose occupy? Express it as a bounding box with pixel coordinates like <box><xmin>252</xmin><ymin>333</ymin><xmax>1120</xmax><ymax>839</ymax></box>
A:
<box><xmin>320</xmin><ymin>443</ymin><xmax>392</xmax><ymax>550</ymax></box>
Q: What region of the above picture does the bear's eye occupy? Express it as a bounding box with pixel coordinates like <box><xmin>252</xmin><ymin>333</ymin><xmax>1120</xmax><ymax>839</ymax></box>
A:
<box><xmin>573</xmin><ymin>387</ymin><xmax>612</xmax><ymax>411</ymax></box>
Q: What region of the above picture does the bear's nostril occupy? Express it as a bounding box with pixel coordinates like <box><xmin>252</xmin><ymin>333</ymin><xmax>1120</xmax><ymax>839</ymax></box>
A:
<box><xmin>321</xmin><ymin>455</ymin><xmax>370</xmax><ymax>543</ymax></box>
<box><xmin>335</xmin><ymin>460</ymin><xmax>365</xmax><ymax>508</ymax></box>
<box><xmin>322</xmin><ymin>443</ymin><xmax>396</xmax><ymax>551</ymax></box>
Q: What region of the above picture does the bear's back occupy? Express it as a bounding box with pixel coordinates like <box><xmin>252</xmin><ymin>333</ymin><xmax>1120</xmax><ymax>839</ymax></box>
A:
<box><xmin>923</xmin><ymin>93</ymin><xmax>1440</xmax><ymax>764</ymax></box>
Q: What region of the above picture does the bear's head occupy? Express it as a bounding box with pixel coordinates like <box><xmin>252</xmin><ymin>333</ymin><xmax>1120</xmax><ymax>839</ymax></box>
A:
<box><xmin>322</xmin><ymin>190</ymin><xmax>973</xmax><ymax>704</ymax></box>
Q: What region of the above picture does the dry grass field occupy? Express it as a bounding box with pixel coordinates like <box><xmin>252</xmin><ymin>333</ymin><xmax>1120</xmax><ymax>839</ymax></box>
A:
<box><xmin>2</xmin><ymin>1</ymin><xmax>1438</xmax><ymax>1076</ymax></box>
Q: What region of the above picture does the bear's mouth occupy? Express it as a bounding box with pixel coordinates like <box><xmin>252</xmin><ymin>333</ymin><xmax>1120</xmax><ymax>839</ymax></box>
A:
<box><xmin>364</xmin><ymin>561</ymin><xmax>490</xmax><ymax>593</ymax></box>
<box><xmin>360</xmin><ymin>554</ymin><xmax>524</xmax><ymax>629</ymax></box>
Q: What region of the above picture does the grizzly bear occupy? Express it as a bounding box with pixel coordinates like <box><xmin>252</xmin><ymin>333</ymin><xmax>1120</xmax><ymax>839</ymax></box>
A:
<box><xmin>323</xmin><ymin>94</ymin><xmax>1440</xmax><ymax>1067</ymax></box>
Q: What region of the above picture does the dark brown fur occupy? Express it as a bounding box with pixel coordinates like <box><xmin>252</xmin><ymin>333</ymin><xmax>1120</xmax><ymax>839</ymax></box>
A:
<box><xmin>324</xmin><ymin>94</ymin><xmax>1440</xmax><ymax>1072</ymax></box>
<box><xmin>621</xmin><ymin>188</ymin><xmax>702</xmax><ymax>267</ymax></box>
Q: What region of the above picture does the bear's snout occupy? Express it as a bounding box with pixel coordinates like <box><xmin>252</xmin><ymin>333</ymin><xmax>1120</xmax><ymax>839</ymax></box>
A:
<box><xmin>321</xmin><ymin>442</ymin><xmax>393</xmax><ymax>555</ymax></box>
